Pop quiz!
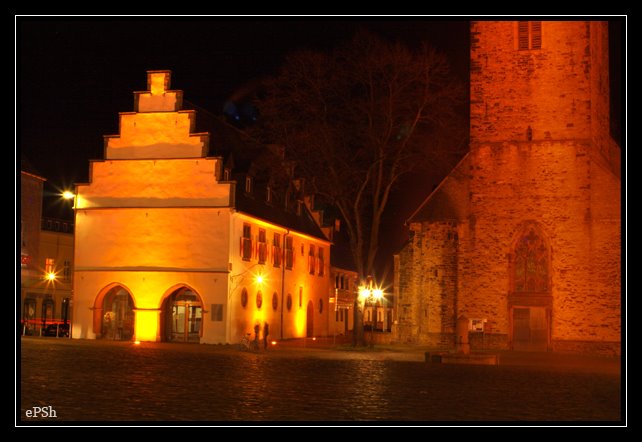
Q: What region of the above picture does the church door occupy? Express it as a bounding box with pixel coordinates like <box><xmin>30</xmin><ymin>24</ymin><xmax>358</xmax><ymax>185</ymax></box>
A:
<box><xmin>512</xmin><ymin>307</ymin><xmax>548</xmax><ymax>351</ymax></box>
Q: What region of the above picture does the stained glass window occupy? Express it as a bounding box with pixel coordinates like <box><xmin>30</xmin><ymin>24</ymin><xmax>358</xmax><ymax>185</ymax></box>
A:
<box><xmin>514</xmin><ymin>228</ymin><xmax>549</xmax><ymax>293</ymax></box>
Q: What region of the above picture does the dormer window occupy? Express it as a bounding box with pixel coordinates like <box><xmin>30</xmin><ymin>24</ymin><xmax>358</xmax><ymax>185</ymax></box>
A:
<box><xmin>296</xmin><ymin>200</ymin><xmax>302</xmax><ymax>216</ymax></box>
<box><xmin>245</xmin><ymin>176</ymin><xmax>253</xmax><ymax>193</ymax></box>
<box><xmin>223</xmin><ymin>168</ymin><xmax>231</xmax><ymax>181</ymax></box>
<box><xmin>266</xmin><ymin>186</ymin><xmax>272</xmax><ymax>203</ymax></box>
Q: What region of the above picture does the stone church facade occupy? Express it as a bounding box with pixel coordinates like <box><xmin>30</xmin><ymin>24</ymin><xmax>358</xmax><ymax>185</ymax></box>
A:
<box><xmin>393</xmin><ymin>21</ymin><xmax>621</xmax><ymax>354</ymax></box>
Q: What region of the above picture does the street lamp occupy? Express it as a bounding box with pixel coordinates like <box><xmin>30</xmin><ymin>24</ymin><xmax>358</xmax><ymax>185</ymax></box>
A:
<box><xmin>358</xmin><ymin>277</ymin><xmax>384</xmax><ymax>348</ymax></box>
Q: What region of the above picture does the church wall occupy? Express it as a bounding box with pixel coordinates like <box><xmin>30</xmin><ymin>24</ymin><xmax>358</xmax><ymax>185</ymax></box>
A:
<box><xmin>471</xmin><ymin>21</ymin><xmax>593</xmax><ymax>144</ymax></box>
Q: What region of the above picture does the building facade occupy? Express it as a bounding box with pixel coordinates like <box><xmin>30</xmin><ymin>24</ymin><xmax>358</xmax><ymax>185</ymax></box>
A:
<box><xmin>20</xmin><ymin>162</ymin><xmax>75</xmax><ymax>336</ymax></box>
<box><xmin>394</xmin><ymin>21</ymin><xmax>621</xmax><ymax>355</ymax></box>
<box><xmin>71</xmin><ymin>71</ymin><xmax>331</xmax><ymax>344</ymax></box>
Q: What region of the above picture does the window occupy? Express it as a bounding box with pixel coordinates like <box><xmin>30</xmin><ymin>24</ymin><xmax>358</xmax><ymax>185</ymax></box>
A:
<box><xmin>514</xmin><ymin>227</ymin><xmax>549</xmax><ymax>293</ymax></box>
<box><xmin>336</xmin><ymin>310</ymin><xmax>339</xmax><ymax>321</ymax></box>
<box><xmin>63</xmin><ymin>260</ymin><xmax>71</xmax><ymax>282</ymax></box>
<box><xmin>317</xmin><ymin>248</ymin><xmax>325</xmax><ymax>277</ymax></box>
<box><xmin>335</xmin><ymin>275</ymin><xmax>340</xmax><ymax>289</ymax></box>
<box><xmin>308</xmin><ymin>245</ymin><xmax>316</xmax><ymax>275</ymax></box>
<box><xmin>285</xmin><ymin>236</ymin><xmax>294</xmax><ymax>269</ymax></box>
<box><xmin>286</xmin><ymin>294</ymin><xmax>293</xmax><ymax>312</ymax></box>
<box><xmin>299</xmin><ymin>287</ymin><xmax>303</xmax><ymax>308</ymax></box>
<box><xmin>272</xmin><ymin>292</ymin><xmax>278</xmax><ymax>311</ymax></box>
<box><xmin>256</xmin><ymin>291</ymin><xmax>263</xmax><ymax>309</ymax></box>
<box><xmin>518</xmin><ymin>21</ymin><xmax>542</xmax><ymax>50</ymax></box>
<box><xmin>319</xmin><ymin>299</ymin><xmax>323</xmax><ymax>314</ymax></box>
<box><xmin>45</xmin><ymin>258</ymin><xmax>55</xmax><ymax>274</ymax></box>
<box><xmin>340</xmin><ymin>309</ymin><xmax>344</xmax><ymax>322</ymax></box>
<box><xmin>211</xmin><ymin>304</ymin><xmax>223</xmax><ymax>321</ymax></box>
<box><xmin>273</xmin><ymin>233</ymin><xmax>282</xmax><ymax>267</ymax></box>
<box><xmin>223</xmin><ymin>168</ymin><xmax>231</xmax><ymax>181</ymax></box>
<box><xmin>266</xmin><ymin>186</ymin><xmax>272</xmax><ymax>203</ymax></box>
<box><xmin>245</xmin><ymin>176</ymin><xmax>253</xmax><ymax>193</ymax></box>
<box><xmin>258</xmin><ymin>229</ymin><xmax>267</xmax><ymax>264</ymax></box>
<box><xmin>61</xmin><ymin>298</ymin><xmax>70</xmax><ymax>323</ymax></box>
<box><xmin>296</xmin><ymin>200</ymin><xmax>303</xmax><ymax>216</ymax></box>
<box><xmin>241</xmin><ymin>288</ymin><xmax>248</xmax><ymax>308</ymax></box>
<box><xmin>241</xmin><ymin>224</ymin><xmax>252</xmax><ymax>261</ymax></box>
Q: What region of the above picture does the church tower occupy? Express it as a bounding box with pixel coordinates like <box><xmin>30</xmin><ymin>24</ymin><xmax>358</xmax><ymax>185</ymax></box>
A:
<box><xmin>394</xmin><ymin>21</ymin><xmax>621</xmax><ymax>354</ymax></box>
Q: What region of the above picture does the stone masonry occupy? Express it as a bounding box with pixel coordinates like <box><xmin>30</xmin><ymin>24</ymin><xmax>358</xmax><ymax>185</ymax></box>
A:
<box><xmin>394</xmin><ymin>21</ymin><xmax>621</xmax><ymax>355</ymax></box>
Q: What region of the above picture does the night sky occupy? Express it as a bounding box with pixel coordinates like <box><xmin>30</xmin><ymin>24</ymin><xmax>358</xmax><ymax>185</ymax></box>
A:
<box><xmin>18</xmin><ymin>18</ymin><xmax>471</xmax><ymax>278</ymax></box>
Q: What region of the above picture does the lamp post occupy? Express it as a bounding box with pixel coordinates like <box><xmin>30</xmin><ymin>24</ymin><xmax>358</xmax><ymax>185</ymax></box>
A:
<box><xmin>359</xmin><ymin>277</ymin><xmax>384</xmax><ymax>348</ymax></box>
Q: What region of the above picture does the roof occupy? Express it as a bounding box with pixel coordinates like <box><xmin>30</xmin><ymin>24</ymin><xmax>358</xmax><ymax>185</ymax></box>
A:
<box><xmin>20</xmin><ymin>153</ymin><xmax>45</xmax><ymax>180</ymax></box>
<box><xmin>407</xmin><ymin>153</ymin><xmax>471</xmax><ymax>223</ymax></box>
<box><xmin>187</xmin><ymin>101</ymin><xmax>328</xmax><ymax>242</ymax></box>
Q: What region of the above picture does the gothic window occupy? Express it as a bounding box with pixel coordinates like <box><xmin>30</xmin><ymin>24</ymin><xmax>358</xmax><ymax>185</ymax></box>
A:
<box><xmin>513</xmin><ymin>227</ymin><xmax>549</xmax><ymax>293</ymax></box>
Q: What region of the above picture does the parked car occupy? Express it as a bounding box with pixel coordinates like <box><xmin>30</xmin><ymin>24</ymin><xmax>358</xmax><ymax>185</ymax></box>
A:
<box><xmin>43</xmin><ymin>323</ymin><xmax>70</xmax><ymax>337</ymax></box>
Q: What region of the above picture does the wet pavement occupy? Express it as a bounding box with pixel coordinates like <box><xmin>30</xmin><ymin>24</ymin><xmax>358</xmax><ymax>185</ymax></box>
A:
<box><xmin>19</xmin><ymin>337</ymin><xmax>623</xmax><ymax>423</ymax></box>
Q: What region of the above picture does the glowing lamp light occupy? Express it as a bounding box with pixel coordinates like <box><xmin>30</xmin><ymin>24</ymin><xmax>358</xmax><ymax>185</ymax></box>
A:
<box><xmin>46</xmin><ymin>272</ymin><xmax>56</xmax><ymax>281</ymax></box>
<box><xmin>312</xmin><ymin>337</ymin><xmax>316</xmax><ymax>341</ymax></box>
<box><xmin>62</xmin><ymin>191</ymin><xmax>75</xmax><ymax>200</ymax></box>
<box><xmin>134</xmin><ymin>310</ymin><xmax>159</xmax><ymax>342</ymax></box>
<box><xmin>271</xmin><ymin>340</ymin><xmax>277</xmax><ymax>346</ymax></box>
<box><xmin>358</xmin><ymin>286</ymin><xmax>370</xmax><ymax>300</ymax></box>
<box><xmin>373</xmin><ymin>289</ymin><xmax>384</xmax><ymax>299</ymax></box>
<box><xmin>134</xmin><ymin>341</ymin><xmax>141</xmax><ymax>346</ymax></box>
<box><xmin>256</xmin><ymin>275</ymin><xmax>264</xmax><ymax>284</ymax></box>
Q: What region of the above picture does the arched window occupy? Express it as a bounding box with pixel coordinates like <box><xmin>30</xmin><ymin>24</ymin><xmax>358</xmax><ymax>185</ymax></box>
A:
<box><xmin>513</xmin><ymin>226</ymin><xmax>549</xmax><ymax>293</ymax></box>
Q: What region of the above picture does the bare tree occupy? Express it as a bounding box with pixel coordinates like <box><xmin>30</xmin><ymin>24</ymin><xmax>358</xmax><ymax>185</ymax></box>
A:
<box><xmin>252</xmin><ymin>30</ymin><xmax>465</xmax><ymax>344</ymax></box>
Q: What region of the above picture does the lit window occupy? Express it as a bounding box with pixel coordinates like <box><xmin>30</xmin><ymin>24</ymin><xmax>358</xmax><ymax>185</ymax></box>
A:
<box><xmin>273</xmin><ymin>233</ymin><xmax>282</xmax><ymax>268</ymax></box>
<box><xmin>317</xmin><ymin>247</ymin><xmax>324</xmax><ymax>277</ymax></box>
<box><xmin>63</xmin><ymin>260</ymin><xmax>71</xmax><ymax>282</ymax></box>
<box><xmin>308</xmin><ymin>245</ymin><xmax>316</xmax><ymax>275</ymax></box>
<box><xmin>45</xmin><ymin>258</ymin><xmax>55</xmax><ymax>274</ymax></box>
<box><xmin>518</xmin><ymin>21</ymin><xmax>542</xmax><ymax>51</ymax></box>
<box><xmin>241</xmin><ymin>224</ymin><xmax>252</xmax><ymax>261</ymax></box>
<box><xmin>285</xmin><ymin>237</ymin><xmax>294</xmax><ymax>270</ymax></box>
<box><xmin>258</xmin><ymin>229</ymin><xmax>267</xmax><ymax>264</ymax></box>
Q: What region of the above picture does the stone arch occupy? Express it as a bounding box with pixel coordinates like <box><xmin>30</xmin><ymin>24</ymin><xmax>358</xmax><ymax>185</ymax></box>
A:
<box><xmin>93</xmin><ymin>283</ymin><xmax>136</xmax><ymax>340</ymax></box>
<box><xmin>508</xmin><ymin>220</ymin><xmax>552</xmax><ymax>351</ymax></box>
<box><xmin>159</xmin><ymin>283</ymin><xmax>205</xmax><ymax>343</ymax></box>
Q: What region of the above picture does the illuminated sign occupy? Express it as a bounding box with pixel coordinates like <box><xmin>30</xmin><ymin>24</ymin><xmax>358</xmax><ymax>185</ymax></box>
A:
<box><xmin>469</xmin><ymin>318</ymin><xmax>486</xmax><ymax>332</ymax></box>
<box><xmin>21</xmin><ymin>254</ymin><xmax>31</xmax><ymax>267</ymax></box>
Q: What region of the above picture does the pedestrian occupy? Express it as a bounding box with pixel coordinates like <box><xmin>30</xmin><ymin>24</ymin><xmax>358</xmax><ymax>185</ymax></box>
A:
<box><xmin>253</xmin><ymin>323</ymin><xmax>260</xmax><ymax>348</ymax></box>
<box><xmin>263</xmin><ymin>322</ymin><xmax>269</xmax><ymax>350</ymax></box>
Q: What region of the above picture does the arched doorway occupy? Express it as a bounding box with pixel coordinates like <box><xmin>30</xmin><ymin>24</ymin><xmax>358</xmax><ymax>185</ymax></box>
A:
<box><xmin>509</xmin><ymin>222</ymin><xmax>551</xmax><ymax>351</ymax></box>
<box><xmin>306</xmin><ymin>300</ymin><xmax>314</xmax><ymax>337</ymax></box>
<box><xmin>162</xmin><ymin>287</ymin><xmax>202</xmax><ymax>343</ymax></box>
<box><xmin>100</xmin><ymin>287</ymin><xmax>135</xmax><ymax>341</ymax></box>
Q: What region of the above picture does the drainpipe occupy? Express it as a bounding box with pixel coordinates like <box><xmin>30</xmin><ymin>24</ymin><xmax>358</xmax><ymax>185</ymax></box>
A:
<box><xmin>280</xmin><ymin>229</ymin><xmax>289</xmax><ymax>339</ymax></box>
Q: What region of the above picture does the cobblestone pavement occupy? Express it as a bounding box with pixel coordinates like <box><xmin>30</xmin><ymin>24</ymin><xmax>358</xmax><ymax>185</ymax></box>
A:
<box><xmin>19</xmin><ymin>337</ymin><xmax>622</xmax><ymax>423</ymax></box>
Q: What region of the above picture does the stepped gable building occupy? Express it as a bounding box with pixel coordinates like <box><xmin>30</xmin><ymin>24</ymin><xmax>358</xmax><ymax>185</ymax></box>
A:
<box><xmin>72</xmin><ymin>70</ymin><xmax>330</xmax><ymax>344</ymax></box>
<box><xmin>394</xmin><ymin>21</ymin><xmax>621</xmax><ymax>354</ymax></box>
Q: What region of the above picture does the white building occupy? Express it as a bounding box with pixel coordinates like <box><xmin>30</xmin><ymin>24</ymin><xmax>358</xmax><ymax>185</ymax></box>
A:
<box><xmin>72</xmin><ymin>70</ymin><xmax>331</xmax><ymax>344</ymax></box>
